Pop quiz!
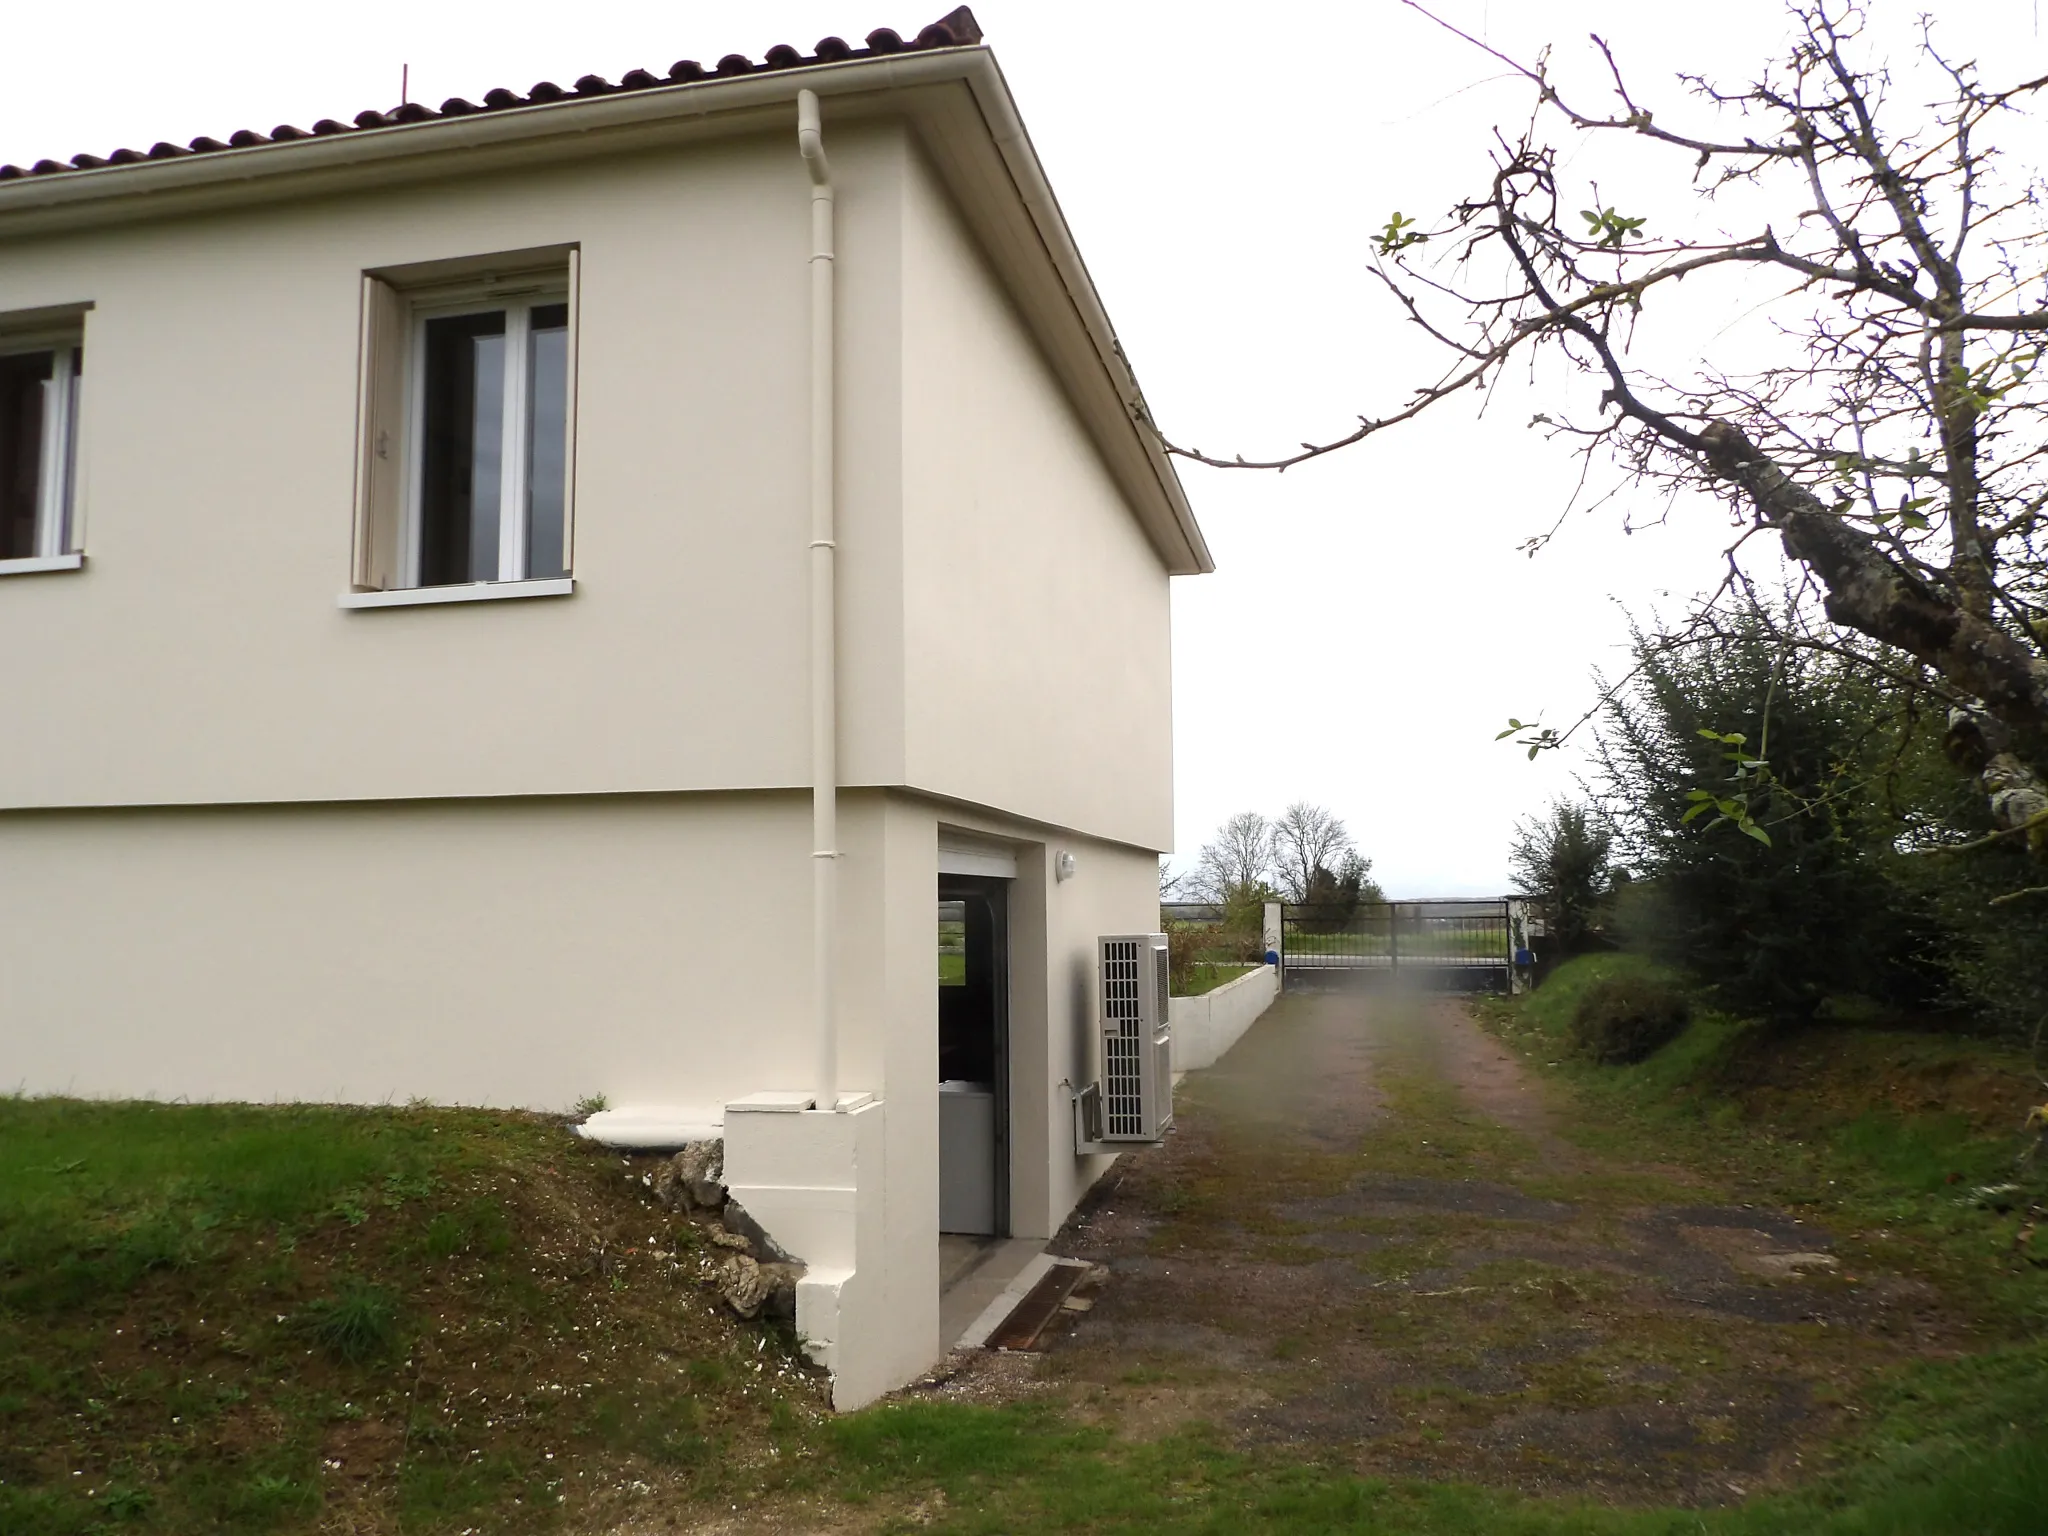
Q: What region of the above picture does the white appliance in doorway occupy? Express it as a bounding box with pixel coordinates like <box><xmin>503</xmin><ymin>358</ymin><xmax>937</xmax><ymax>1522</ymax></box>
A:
<box><xmin>939</xmin><ymin>1080</ymin><xmax>997</xmax><ymax>1233</ymax></box>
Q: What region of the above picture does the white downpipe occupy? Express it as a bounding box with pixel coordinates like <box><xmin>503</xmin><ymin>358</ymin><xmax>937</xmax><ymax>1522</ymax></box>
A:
<box><xmin>799</xmin><ymin>88</ymin><xmax>840</xmax><ymax>1114</ymax></box>
<box><xmin>572</xmin><ymin>1109</ymin><xmax>724</xmax><ymax>1150</ymax></box>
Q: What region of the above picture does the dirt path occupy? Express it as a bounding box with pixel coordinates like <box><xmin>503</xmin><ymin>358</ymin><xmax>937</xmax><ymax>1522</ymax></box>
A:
<box><xmin>916</xmin><ymin>988</ymin><xmax>1966</xmax><ymax>1505</ymax></box>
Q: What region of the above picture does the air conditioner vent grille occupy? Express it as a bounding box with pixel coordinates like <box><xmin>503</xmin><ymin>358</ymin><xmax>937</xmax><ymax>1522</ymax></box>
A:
<box><xmin>1088</xmin><ymin>934</ymin><xmax>1172</xmax><ymax>1145</ymax></box>
<box><xmin>1102</xmin><ymin>938</ymin><xmax>1144</xmax><ymax>1137</ymax></box>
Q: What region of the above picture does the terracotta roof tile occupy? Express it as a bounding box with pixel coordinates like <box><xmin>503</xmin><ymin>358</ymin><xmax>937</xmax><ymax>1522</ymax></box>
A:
<box><xmin>0</xmin><ymin>7</ymin><xmax>981</xmax><ymax>184</ymax></box>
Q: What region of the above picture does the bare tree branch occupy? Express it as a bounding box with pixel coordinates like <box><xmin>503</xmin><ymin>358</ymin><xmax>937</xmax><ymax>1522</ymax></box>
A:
<box><xmin>1139</xmin><ymin>1</ymin><xmax>2048</xmax><ymax>859</ymax></box>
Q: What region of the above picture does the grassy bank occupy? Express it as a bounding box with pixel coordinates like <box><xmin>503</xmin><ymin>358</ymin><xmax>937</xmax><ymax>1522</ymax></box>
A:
<box><xmin>0</xmin><ymin>1099</ymin><xmax>825</xmax><ymax>1535</ymax></box>
<box><xmin>1466</xmin><ymin>954</ymin><xmax>2048</xmax><ymax>1530</ymax></box>
<box><xmin>1484</xmin><ymin>953</ymin><xmax>2048</xmax><ymax>1318</ymax></box>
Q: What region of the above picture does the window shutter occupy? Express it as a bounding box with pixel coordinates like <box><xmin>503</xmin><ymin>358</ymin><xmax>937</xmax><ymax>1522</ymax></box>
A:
<box><xmin>559</xmin><ymin>246</ymin><xmax>580</xmax><ymax>577</ymax></box>
<box><xmin>353</xmin><ymin>275</ymin><xmax>407</xmax><ymax>589</ymax></box>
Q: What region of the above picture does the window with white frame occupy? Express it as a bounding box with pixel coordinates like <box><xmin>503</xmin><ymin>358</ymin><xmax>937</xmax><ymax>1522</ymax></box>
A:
<box><xmin>0</xmin><ymin>324</ymin><xmax>83</xmax><ymax>567</ymax></box>
<box><xmin>354</xmin><ymin>252</ymin><xmax>576</xmax><ymax>596</ymax></box>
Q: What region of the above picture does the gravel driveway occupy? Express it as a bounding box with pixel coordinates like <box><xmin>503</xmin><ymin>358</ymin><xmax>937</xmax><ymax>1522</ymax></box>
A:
<box><xmin>915</xmin><ymin>987</ymin><xmax>1965</xmax><ymax>1506</ymax></box>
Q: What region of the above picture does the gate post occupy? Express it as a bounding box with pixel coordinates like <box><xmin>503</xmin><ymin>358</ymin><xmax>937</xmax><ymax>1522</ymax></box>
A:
<box><xmin>1507</xmin><ymin>898</ymin><xmax>1531</xmax><ymax>995</ymax></box>
<box><xmin>1263</xmin><ymin>901</ymin><xmax>1283</xmax><ymax>985</ymax></box>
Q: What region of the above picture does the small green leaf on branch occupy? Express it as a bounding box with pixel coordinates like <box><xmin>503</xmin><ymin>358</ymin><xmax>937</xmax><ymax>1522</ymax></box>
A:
<box><xmin>1375</xmin><ymin>211</ymin><xmax>1429</xmax><ymax>256</ymax></box>
<box><xmin>1581</xmin><ymin>206</ymin><xmax>1648</xmax><ymax>248</ymax></box>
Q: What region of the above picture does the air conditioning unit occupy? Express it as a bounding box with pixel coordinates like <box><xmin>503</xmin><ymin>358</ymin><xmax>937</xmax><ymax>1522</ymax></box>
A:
<box><xmin>1074</xmin><ymin>933</ymin><xmax>1173</xmax><ymax>1152</ymax></box>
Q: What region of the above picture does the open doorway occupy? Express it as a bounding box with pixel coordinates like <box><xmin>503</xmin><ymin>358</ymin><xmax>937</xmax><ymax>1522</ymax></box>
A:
<box><xmin>937</xmin><ymin>874</ymin><xmax>1009</xmax><ymax>1237</ymax></box>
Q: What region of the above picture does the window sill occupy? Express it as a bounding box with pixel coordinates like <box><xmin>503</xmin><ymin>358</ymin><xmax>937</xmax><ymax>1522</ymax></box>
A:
<box><xmin>0</xmin><ymin>551</ymin><xmax>85</xmax><ymax>577</ymax></box>
<box><xmin>338</xmin><ymin>577</ymin><xmax>574</xmax><ymax>610</ymax></box>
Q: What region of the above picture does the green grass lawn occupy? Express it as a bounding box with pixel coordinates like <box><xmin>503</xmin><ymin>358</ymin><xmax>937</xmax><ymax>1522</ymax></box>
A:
<box><xmin>1176</xmin><ymin>962</ymin><xmax>1259</xmax><ymax>997</ymax></box>
<box><xmin>818</xmin><ymin>1388</ymin><xmax>2048</xmax><ymax>1534</ymax></box>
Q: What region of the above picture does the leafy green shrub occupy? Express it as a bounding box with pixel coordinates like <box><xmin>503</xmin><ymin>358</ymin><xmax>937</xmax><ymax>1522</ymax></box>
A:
<box><xmin>1164</xmin><ymin>921</ymin><xmax>1202</xmax><ymax>994</ymax></box>
<box><xmin>301</xmin><ymin>1278</ymin><xmax>400</xmax><ymax>1363</ymax></box>
<box><xmin>1593</xmin><ymin>609</ymin><xmax>1948</xmax><ymax>1023</ymax></box>
<box><xmin>1520</xmin><ymin>952</ymin><xmax>1670</xmax><ymax>1035</ymax></box>
<box><xmin>1165</xmin><ymin>919</ymin><xmax>1267</xmax><ymax>994</ymax></box>
<box><xmin>1569</xmin><ymin>973</ymin><xmax>1691</xmax><ymax>1065</ymax></box>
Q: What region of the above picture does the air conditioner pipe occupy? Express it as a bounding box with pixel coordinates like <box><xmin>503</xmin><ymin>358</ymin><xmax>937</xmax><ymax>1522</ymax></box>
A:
<box><xmin>798</xmin><ymin>88</ymin><xmax>839</xmax><ymax>1114</ymax></box>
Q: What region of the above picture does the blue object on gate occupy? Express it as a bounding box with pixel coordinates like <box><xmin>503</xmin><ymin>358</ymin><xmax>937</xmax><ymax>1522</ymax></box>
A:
<box><xmin>1264</xmin><ymin>949</ymin><xmax>1280</xmax><ymax>967</ymax></box>
<box><xmin>1514</xmin><ymin>948</ymin><xmax>1536</xmax><ymax>967</ymax></box>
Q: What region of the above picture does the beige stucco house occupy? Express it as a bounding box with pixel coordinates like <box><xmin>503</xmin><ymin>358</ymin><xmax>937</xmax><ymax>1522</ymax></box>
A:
<box><xmin>0</xmin><ymin>9</ymin><xmax>1209</xmax><ymax>1406</ymax></box>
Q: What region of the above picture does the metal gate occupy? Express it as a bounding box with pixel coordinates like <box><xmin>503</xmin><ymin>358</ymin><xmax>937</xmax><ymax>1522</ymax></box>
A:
<box><xmin>1280</xmin><ymin>899</ymin><xmax>1512</xmax><ymax>992</ymax></box>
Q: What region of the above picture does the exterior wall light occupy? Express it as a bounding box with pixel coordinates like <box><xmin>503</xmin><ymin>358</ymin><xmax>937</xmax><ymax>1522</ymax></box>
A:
<box><xmin>1054</xmin><ymin>851</ymin><xmax>1077</xmax><ymax>883</ymax></box>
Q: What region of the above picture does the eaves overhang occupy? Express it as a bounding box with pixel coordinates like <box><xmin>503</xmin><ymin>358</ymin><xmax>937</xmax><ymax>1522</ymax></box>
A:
<box><xmin>0</xmin><ymin>48</ymin><xmax>1213</xmax><ymax>577</ymax></box>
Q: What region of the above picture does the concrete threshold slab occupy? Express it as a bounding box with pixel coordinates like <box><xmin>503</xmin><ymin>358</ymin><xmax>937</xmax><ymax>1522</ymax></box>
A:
<box><xmin>939</xmin><ymin>1236</ymin><xmax>1048</xmax><ymax>1351</ymax></box>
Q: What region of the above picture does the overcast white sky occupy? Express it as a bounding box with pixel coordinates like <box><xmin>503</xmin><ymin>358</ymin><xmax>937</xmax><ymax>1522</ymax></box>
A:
<box><xmin>4</xmin><ymin>1</ymin><xmax>2038</xmax><ymax>894</ymax></box>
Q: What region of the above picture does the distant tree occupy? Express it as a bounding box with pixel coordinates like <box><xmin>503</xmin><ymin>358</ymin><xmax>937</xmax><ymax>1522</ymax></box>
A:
<box><xmin>1295</xmin><ymin>850</ymin><xmax>1387</xmax><ymax>933</ymax></box>
<box><xmin>1508</xmin><ymin>800</ymin><xmax>1614</xmax><ymax>957</ymax></box>
<box><xmin>1299</xmin><ymin>852</ymin><xmax>1386</xmax><ymax>907</ymax></box>
<box><xmin>1273</xmin><ymin>802</ymin><xmax>1360</xmax><ymax>904</ymax></box>
<box><xmin>1358</xmin><ymin>856</ymin><xmax>1387</xmax><ymax>907</ymax></box>
<box><xmin>1192</xmin><ymin>811</ymin><xmax>1278</xmax><ymax>906</ymax></box>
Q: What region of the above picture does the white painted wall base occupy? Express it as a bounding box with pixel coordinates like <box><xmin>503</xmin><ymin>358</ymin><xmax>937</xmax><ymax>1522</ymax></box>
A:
<box><xmin>1168</xmin><ymin>965</ymin><xmax>1278</xmax><ymax>1074</ymax></box>
<box><xmin>722</xmin><ymin>1094</ymin><xmax>892</xmax><ymax>1410</ymax></box>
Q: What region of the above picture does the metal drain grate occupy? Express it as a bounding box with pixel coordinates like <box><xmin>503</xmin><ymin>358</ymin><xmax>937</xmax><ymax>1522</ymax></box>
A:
<box><xmin>985</xmin><ymin>1261</ymin><xmax>1089</xmax><ymax>1351</ymax></box>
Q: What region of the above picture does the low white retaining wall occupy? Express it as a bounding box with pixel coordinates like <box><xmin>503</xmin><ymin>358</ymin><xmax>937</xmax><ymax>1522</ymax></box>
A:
<box><xmin>1169</xmin><ymin>964</ymin><xmax>1279</xmax><ymax>1073</ymax></box>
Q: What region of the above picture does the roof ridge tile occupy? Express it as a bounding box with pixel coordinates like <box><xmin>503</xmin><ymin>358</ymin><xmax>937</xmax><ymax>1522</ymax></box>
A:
<box><xmin>0</xmin><ymin>9</ymin><xmax>982</xmax><ymax>183</ymax></box>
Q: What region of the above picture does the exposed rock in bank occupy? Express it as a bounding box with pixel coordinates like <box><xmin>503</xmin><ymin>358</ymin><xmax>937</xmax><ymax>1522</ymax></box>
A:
<box><xmin>716</xmin><ymin>1252</ymin><xmax>802</xmax><ymax>1320</ymax></box>
<box><xmin>652</xmin><ymin>1137</ymin><xmax>727</xmax><ymax>1212</ymax></box>
<box><xmin>638</xmin><ymin>1140</ymin><xmax>802</xmax><ymax>1320</ymax></box>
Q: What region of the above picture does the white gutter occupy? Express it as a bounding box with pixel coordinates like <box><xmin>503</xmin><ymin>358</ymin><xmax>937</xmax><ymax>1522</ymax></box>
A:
<box><xmin>798</xmin><ymin>88</ymin><xmax>840</xmax><ymax>1114</ymax></box>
